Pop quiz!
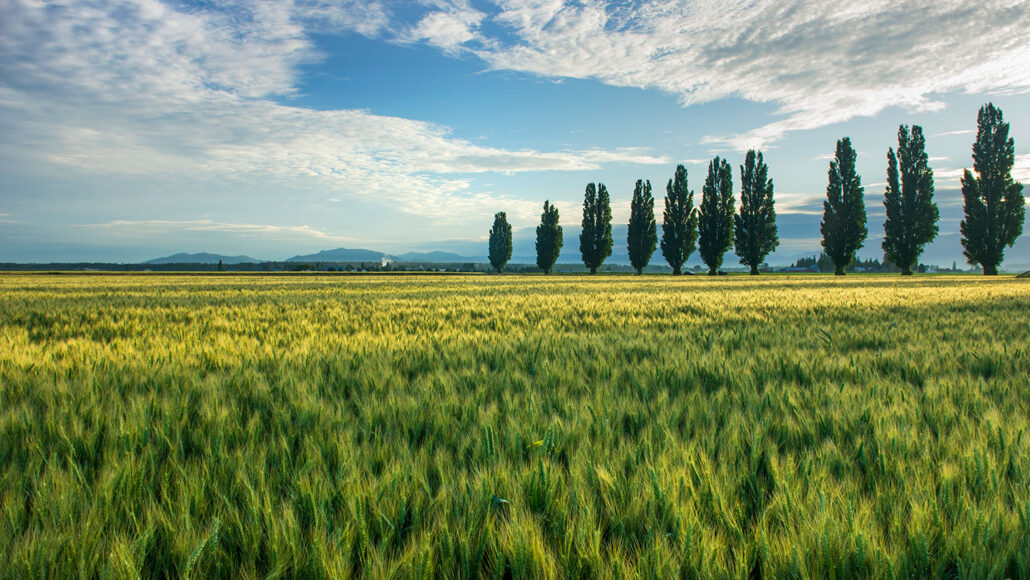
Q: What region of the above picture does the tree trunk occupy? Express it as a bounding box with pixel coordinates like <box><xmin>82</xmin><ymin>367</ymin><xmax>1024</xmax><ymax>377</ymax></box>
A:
<box><xmin>750</xmin><ymin>264</ymin><xmax>759</xmax><ymax>275</ymax></box>
<box><xmin>635</xmin><ymin>267</ymin><xmax>643</xmax><ymax>275</ymax></box>
<box><xmin>984</xmin><ymin>263</ymin><xmax>998</xmax><ymax>276</ymax></box>
<box><xmin>708</xmin><ymin>268</ymin><xmax>717</xmax><ymax>276</ymax></box>
<box><xmin>673</xmin><ymin>266</ymin><xmax>681</xmax><ymax>276</ymax></box>
<box><xmin>589</xmin><ymin>266</ymin><xmax>597</xmax><ymax>275</ymax></box>
<box><xmin>834</xmin><ymin>264</ymin><xmax>845</xmax><ymax>276</ymax></box>
<box><xmin>901</xmin><ymin>266</ymin><xmax>913</xmax><ymax>275</ymax></box>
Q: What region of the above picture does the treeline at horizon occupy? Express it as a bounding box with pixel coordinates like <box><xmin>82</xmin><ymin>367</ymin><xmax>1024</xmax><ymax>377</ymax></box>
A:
<box><xmin>489</xmin><ymin>103</ymin><xmax>1026</xmax><ymax>276</ymax></box>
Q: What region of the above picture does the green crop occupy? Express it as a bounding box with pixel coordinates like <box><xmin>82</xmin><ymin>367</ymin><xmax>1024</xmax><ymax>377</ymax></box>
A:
<box><xmin>1</xmin><ymin>274</ymin><xmax>1028</xmax><ymax>578</ymax></box>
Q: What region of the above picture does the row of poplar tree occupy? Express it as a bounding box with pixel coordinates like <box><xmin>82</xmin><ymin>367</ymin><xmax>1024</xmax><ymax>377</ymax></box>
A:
<box><xmin>487</xmin><ymin>103</ymin><xmax>1025</xmax><ymax>275</ymax></box>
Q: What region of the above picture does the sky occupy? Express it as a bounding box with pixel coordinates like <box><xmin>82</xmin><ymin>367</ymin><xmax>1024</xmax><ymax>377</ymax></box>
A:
<box><xmin>2</xmin><ymin>0</ymin><xmax>1030</xmax><ymax>266</ymax></box>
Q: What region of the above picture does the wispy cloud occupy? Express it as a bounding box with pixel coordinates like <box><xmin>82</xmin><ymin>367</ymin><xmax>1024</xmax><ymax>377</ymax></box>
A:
<box><xmin>79</xmin><ymin>219</ymin><xmax>359</xmax><ymax>243</ymax></box>
<box><xmin>0</xmin><ymin>0</ymin><xmax>665</xmax><ymax>228</ymax></box>
<box><xmin>936</xmin><ymin>154</ymin><xmax>1030</xmax><ymax>188</ymax></box>
<box><xmin>397</xmin><ymin>1</ymin><xmax>486</xmax><ymax>54</ymax></box>
<box><xmin>775</xmin><ymin>192</ymin><xmax>825</xmax><ymax>215</ymax></box>
<box><xmin>1014</xmin><ymin>154</ymin><xmax>1030</xmax><ymax>184</ymax></box>
<box><xmin>932</xmin><ymin>129</ymin><xmax>975</xmax><ymax>138</ymax></box>
<box><xmin>409</xmin><ymin>0</ymin><xmax>1030</xmax><ymax>149</ymax></box>
<box><xmin>931</xmin><ymin>167</ymin><xmax>967</xmax><ymax>185</ymax></box>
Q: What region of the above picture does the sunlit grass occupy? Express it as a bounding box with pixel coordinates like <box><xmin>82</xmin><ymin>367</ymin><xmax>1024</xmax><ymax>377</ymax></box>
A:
<box><xmin>1</xmin><ymin>274</ymin><xmax>1028</xmax><ymax>578</ymax></box>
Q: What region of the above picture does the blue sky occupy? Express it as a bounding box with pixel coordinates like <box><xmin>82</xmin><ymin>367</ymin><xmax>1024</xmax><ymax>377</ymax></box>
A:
<box><xmin>1</xmin><ymin>0</ymin><xmax>1029</xmax><ymax>266</ymax></box>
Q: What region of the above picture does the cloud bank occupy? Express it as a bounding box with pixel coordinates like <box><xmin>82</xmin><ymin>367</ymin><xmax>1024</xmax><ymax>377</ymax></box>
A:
<box><xmin>405</xmin><ymin>0</ymin><xmax>1030</xmax><ymax>149</ymax></box>
<box><xmin>0</xmin><ymin>0</ymin><xmax>665</xmax><ymax>225</ymax></box>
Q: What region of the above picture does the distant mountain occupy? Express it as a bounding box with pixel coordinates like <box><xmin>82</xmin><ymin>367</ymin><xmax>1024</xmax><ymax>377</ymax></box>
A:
<box><xmin>394</xmin><ymin>251</ymin><xmax>472</xmax><ymax>263</ymax></box>
<box><xmin>145</xmin><ymin>252</ymin><xmax>259</xmax><ymax>264</ymax></box>
<box><xmin>287</xmin><ymin>247</ymin><xmax>479</xmax><ymax>263</ymax></box>
<box><xmin>286</xmin><ymin>248</ymin><xmax>387</xmax><ymax>262</ymax></box>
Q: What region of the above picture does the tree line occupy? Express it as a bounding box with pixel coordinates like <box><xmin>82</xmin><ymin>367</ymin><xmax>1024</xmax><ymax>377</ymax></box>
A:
<box><xmin>488</xmin><ymin>103</ymin><xmax>1024</xmax><ymax>276</ymax></box>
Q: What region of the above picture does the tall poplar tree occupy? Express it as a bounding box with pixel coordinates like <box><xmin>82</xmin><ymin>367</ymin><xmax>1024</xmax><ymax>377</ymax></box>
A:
<box><xmin>535</xmin><ymin>200</ymin><xmax>563</xmax><ymax>275</ymax></box>
<box><xmin>627</xmin><ymin>179</ymin><xmax>657</xmax><ymax>275</ymax></box>
<box><xmin>821</xmin><ymin>137</ymin><xmax>868</xmax><ymax>275</ymax></box>
<box><xmin>580</xmin><ymin>182</ymin><xmax>613</xmax><ymax>274</ymax></box>
<box><xmin>661</xmin><ymin>164</ymin><xmax>698</xmax><ymax>275</ymax></box>
<box><xmin>960</xmin><ymin>103</ymin><xmax>1025</xmax><ymax>275</ymax></box>
<box><xmin>488</xmin><ymin>212</ymin><xmax>512</xmax><ymax>273</ymax></box>
<box><xmin>882</xmin><ymin>125</ymin><xmax>939</xmax><ymax>275</ymax></box>
<box><xmin>734</xmin><ymin>150</ymin><xmax>778</xmax><ymax>275</ymax></box>
<box><xmin>698</xmin><ymin>157</ymin><xmax>735</xmax><ymax>275</ymax></box>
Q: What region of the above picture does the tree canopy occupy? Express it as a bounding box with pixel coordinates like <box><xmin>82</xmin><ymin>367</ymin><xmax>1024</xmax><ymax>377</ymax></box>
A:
<box><xmin>535</xmin><ymin>200</ymin><xmax>563</xmax><ymax>275</ymax></box>
<box><xmin>734</xmin><ymin>150</ymin><xmax>778</xmax><ymax>275</ymax></box>
<box><xmin>883</xmin><ymin>125</ymin><xmax>939</xmax><ymax>275</ymax></box>
<box><xmin>661</xmin><ymin>164</ymin><xmax>698</xmax><ymax>275</ymax></box>
<box><xmin>627</xmin><ymin>179</ymin><xmax>657</xmax><ymax>275</ymax></box>
<box><xmin>698</xmin><ymin>157</ymin><xmax>735</xmax><ymax>275</ymax></box>
<box><xmin>488</xmin><ymin>212</ymin><xmax>512</xmax><ymax>273</ymax></box>
<box><xmin>580</xmin><ymin>183</ymin><xmax>613</xmax><ymax>274</ymax></box>
<box><xmin>960</xmin><ymin>103</ymin><xmax>1025</xmax><ymax>275</ymax></box>
<box><xmin>821</xmin><ymin>137</ymin><xmax>868</xmax><ymax>275</ymax></box>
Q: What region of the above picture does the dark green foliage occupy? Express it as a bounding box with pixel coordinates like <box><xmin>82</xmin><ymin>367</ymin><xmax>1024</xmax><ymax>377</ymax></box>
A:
<box><xmin>794</xmin><ymin>252</ymin><xmax>839</xmax><ymax>273</ymax></box>
<box><xmin>821</xmin><ymin>138</ymin><xmax>868</xmax><ymax>275</ymax></box>
<box><xmin>961</xmin><ymin>103</ymin><xmax>1026</xmax><ymax>276</ymax></box>
<box><xmin>661</xmin><ymin>164</ymin><xmax>698</xmax><ymax>275</ymax></box>
<box><xmin>698</xmin><ymin>157</ymin><xmax>735</xmax><ymax>275</ymax></box>
<box><xmin>627</xmin><ymin>179</ymin><xmax>657</xmax><ymax>275</ymax></box>
<box><xmin>488</xmin><ymin>212</ymin><xmax>512</xmax><ymax>273</ymax></box>
<box><xmin>579</xmin><ymin>182</ymin><xmax>613</xmax><ymax>274</ymax></box>
<box><xmin>818</xmin><ymin>252</ymin><xmax>834</xmax><ymax>274</ymax></box>
<box><xmin>535</xmin><ymin>201</ymin><xmax>563</xmax><ymax>275</ymax></box>
<box><xmin>734</xmin><ymin>150</ymin><xmax>779</xmax><ymax>275</ymax></box>
<box><xmin>882</xmin><ymin>125</ymin><xmax>939</xmax><ymax>275</ymax></box>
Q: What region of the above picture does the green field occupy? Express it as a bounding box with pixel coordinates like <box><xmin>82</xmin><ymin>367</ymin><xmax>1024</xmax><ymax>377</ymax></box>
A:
<box><xmin>1</xmin><ymin>274</ymin><xmax>1029</xmax><ymax>578</ymax></box>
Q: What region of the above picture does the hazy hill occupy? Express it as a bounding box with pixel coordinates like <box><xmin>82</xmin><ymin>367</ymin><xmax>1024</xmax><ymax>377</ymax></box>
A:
<box><xmin>394</xmin><ymin>251</ymin><xmax>472</xmax><ymax>262</ymax></box>
<box><xmin>286</xmin><ymin>248</ymin><xmax>387</xmax><ymax>262</ymax></box>
<box><xmin>145</xmin><ymin>252</ymin><xmax>260</xmax><ymax>264</ymax></box>
<box><xmin>288</xmin><ymin>248</ymin><xmax>477</xmax><ymax>263</ymax></box>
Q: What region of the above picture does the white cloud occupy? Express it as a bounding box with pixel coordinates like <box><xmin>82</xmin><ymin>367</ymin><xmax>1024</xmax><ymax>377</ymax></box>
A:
<box><xmin>414</xmin><ymin>0</ymin><xmax>1030</xmax><ymax>149</ymax></box>
<box><xmin>932</xmin><ymin>129</ymin><xmax>975</xmax><ymax>138</ymax></box>
<box><xmin>0</xmin><ymin>0</ymin><xmax>665</xmax><ymax>228</ymax></box>
<box><xmin>399</xmin><ymin>3</ymin><xmax>486</xmax><ymax>53</ymax></box>
<box><xmin>774</xmin><ymin>237</ymin><xmax>824</xmax><ymax>253</ymax></box>
<box><xmin>936</xmin><ymin>154</ymin><xmax>1030</xmax><ymax>187</ymax></box>
<box><xmin>81</xmin><ymin>219</ymin><xmax>359</xmax><ymax>243</ymax></box>
<box><xmin>1014</xmin><ymin>154</ymin><xmax>1030</xmax><ymax>184</ymax></box>
<box><xmin>775</xmin><ymin>192</ymin><xmax>825</xmax><ymax>215</ymax></box>
<box><xmin>929</xmin><ymin>167</ymin><xmax>967</xmax><ymax>185</ymax></box>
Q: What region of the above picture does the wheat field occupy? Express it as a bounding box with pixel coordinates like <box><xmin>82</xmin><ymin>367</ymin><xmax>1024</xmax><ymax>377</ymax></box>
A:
<box><xmin>1</xmin><ymin>273</ymin><xmax>1028</xmax><ymax>578</ymax></box>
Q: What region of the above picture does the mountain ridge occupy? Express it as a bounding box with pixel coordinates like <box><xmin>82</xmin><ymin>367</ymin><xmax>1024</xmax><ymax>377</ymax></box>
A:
<box><xmin>145</xmin><ymin>252</ymin><xmax>260</xmax><ymax>264</ymax></box>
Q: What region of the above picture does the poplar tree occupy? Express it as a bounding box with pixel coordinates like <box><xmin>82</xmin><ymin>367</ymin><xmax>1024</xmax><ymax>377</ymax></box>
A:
<box><xmin>661</xmin><ymin>164</ymin><xmax>698</xmax><ymax>275</ymax></box>
<box><xmin>882</xmin><ymin>125</ymin><xmax>939</xmax><ymax>275</ymax></box>
<box><xmin>535</xmin><ymin>200</ymin><xmax>563</xmax><ymax>274</ymax></box>
<box><xmin>580</xmin><ymin>182</ymin><xmax>613</xmax><ymax>274</ymax></box>
<box><xmin>961</xmin><ymin>103</ymin><xmax>1026</xmax><ymax>275</ymax></box>
<box><xmin>821</xmin><ymin>137</ymin><xmax>868</xmax><ymax>275</ymax></box>
<box><xmin>734</xmin><ymin>150</ymin><xmax>778</xmax><ymax>275</ymax></box>
<box><xmin>488</xmin><ymin>212</ymin><xmax>512</xmax><ymax>273</ymax></box>
<box><xmin>627</xmin><ymin>179</ymin><xmax>657</xmax><ymax>274</ymax></box>
<box><xmin>698</xmin><ymin>157</ymin><xmax>735</xmax><ymax>275</ymax></box>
